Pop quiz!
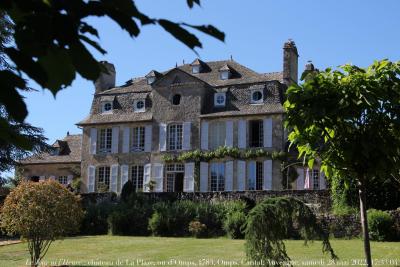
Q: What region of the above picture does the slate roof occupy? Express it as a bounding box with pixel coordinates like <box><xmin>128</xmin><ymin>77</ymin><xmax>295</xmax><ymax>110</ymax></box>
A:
<box><xmin>97</xmin><ymin>60</ymin><xmax>283</xmax><ymax>95</ymax></box>
<box><xmin>20</xmin><ymin>134</ymin><xmax>82</xmax><ymax>164</ymax></box>
<box><xmin>77</xmin><ymin>112</ymin><xmax>152</xmax><ymax>126</ymax></box>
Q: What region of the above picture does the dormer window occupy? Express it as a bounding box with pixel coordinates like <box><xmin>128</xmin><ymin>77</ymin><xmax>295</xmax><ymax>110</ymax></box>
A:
<box><xmin>192</xmin><ymin>65</ymin><xmax>200</xmax><ymax>74</ymax></box>
<box><xmin>251</xmin><ymin>90</ymin><xmax>264</xmax><ymax>104</ymax></box>
<box><xmin>172</xmin><ymin>94</ymin><xmax>181</xmax><ymax>105</ymax></box>
<box><xmin>101</xmin><ymin>101</ymin><xmax>113</xmax><ymax>113</ymax></box>
<box><xmin>219</xmin><ymin>64</ymin><xmax>231</xmax><ymax>80</ymax></box>
<box><xmin>134</xmin><ymin>99</ymin><xmax>145</xmax><ymax>112</ymax></box>
<box><xmin>145</xmin><ymin>70</ymin><xmax>161</xmax><ymax>85</ymax></box>
<box><xmin>147</xmin><ymin>76</ymin><xmax>156</xmax><ymax>84</ymax></box>
<box><xmin>214</xmin><ymin>92</ymin><xmax>226</xmax><ymax>107</ymax></box>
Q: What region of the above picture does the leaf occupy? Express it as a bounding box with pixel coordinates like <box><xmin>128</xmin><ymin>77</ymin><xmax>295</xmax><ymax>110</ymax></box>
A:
<box><xmin>68</xmin><ymin>41</ymin><xmax>100</xmax><ymax>81</ymax></box>
<box><xmin>186</xmin><ymin>0</ymin><xmax>201</xmax><ymax>8</ymax></box>
<box><xmin>79</xmin><ymin>35</ymin><xmax>106</xmax><ymax>54</ymax></box>
<box><xmin>37</xmin><ymin>47</ymin><xmax>76</xmax><ymax>94</ymax></box>
<box><xmin>308</xmin><ymin>158</ymin><xmax>315</xmax><ymax>169</ymax></box>
<box><xmin>0</xmin><ymin>70</ymin><xmax>28</xmax><ymax>122</ymax></box>
<box><xmin>183</xmin><ymin>23</ymin><xmax>225</xmax><ymax>42</ymax></box>
<box><xmin>158</xmin><ymin>19</ymin><xmax>202</xmax><ymax>50</ymax></box>
<box><xmin>79</xmin><ymin>22</ymin><xmax>99</xmax><ymax>38</ymax></box>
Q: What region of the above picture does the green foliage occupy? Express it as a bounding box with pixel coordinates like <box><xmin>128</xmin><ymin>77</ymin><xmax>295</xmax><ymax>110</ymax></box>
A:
<box><xmin>70</xmin><ymin>177</ymin><xmax>82</xmax><ymax>193</ymax></box>
<box><xmin>367</xmin><ymin>209</ymin><xmax>395</xmax><ymax>241</ymax></box>
<box><xmin>162</xmin><ymin>146</ymin><xmax>287</xmax><ymax>163</ymax></box>
<box><xmin>120</xmin><ymin>180</ymin><xmax>135</xmax><ymax>202</ymax></box>
<box><xmin>0</xmin><ymin>181</ymin><xmax>83</xmax><ymax>267</ymax></box>
<box><xmin>244</xmin><ymin>197</ymin><xmax>336</xmax><ymax>266</ymax></box>
<box><xmin>188</xmin><ymin>220</ymin><xmax>207</xmax><ymax>238</ymax></box>
<box><xmin>223</xmin><ymin>201</ymin><xmax>248</xmax><ymax>239</ymax></box>
<box><xmin>80</xmin><ymin>199</ymin><xmax>114</xmax><ymax>235</ymax></box>
<box><xmin>109</xmin><ymin>194</ymin><xmax>153</xmax><ymax>236</ymax></box>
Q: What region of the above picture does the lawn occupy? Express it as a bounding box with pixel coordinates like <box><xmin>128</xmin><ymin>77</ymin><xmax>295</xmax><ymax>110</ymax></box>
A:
<box><xmin>0</xmin><ymin>236</ymin><xmax>399</xmax><ymax>267</ymax></box>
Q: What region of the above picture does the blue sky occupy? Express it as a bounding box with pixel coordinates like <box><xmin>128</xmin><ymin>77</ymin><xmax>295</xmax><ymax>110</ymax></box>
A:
<box><xmin>5</xmin><ymin>0</ymin><xmax>400</xmax><ymax>176</ymax></box>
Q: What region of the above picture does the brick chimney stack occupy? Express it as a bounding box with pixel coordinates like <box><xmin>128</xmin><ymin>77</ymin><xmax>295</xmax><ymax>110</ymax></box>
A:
<box><xmin>95</xmin><ymin>61</ymin><xmax>116</xmax><ymax>94</ymax></box>
<box><xmin>283</xmin><ymin>39</ymin><xmax>299</xmax><ymax>86</ymax></box>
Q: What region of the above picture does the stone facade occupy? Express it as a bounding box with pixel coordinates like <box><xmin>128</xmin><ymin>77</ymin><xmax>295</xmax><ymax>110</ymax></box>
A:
<box><xmin>76</xmin><ymin>40</ymin><xmax>327</xmax><ymax>194</ymax></box>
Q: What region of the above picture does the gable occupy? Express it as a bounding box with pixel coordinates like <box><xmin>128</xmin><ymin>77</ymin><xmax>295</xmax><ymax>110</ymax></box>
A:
<box><xmin>152</xmin><ymin>68</ymin><xmax>209</xmax><ymax>88</ymax></box>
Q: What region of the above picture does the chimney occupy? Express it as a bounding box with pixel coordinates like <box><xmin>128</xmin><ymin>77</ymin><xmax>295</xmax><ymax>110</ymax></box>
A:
<box><xmin>95</xmin><ymin>61</ymin><xmax>116</xmax><ymax>94</ymax></box>
<box><xmin>283</xmin><ymin>39</ymin><xmax>299</xmax><ymax>86</ymax></box>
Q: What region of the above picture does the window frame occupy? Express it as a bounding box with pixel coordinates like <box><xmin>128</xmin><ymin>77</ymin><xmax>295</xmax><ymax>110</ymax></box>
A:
<box><xmin>220</xmin><ymin>70</ymin><xmax>230</xmax><ymax>80</ymax></box>
<box><xmin>172</xmin><ymin>94</ymin><xmax>181</xmax><ymax>105</ymax></box>
<box><xmin>209</xmin><ymin>121</ymin><xmax>226</xmax><ymax>150</ymax></box>
<box><xmin>250</xmin><ymin>89</ymin><xmax>264</xmax><ymax>104</ymax></box>
<box><xmin>57</xmin><ymin>175</ymin><xmax>68</xmax><ymax>185</ymax></box>
<box><xmin>131</xmin><ymin>165</ymin><xmax>144</xmax><ymax>191</ymax></box>
<box><xmin>249</xmin><ymin>120</ymin><xmax>264</xmax><ymax>148</ymax></box>
<box><xmin>97</xmin><ymin>166</ymin><xmax>111</xmax><ymax>191</ymax></box>
<box><xmin>133</xmin><ymin>99</ymin><xmax>146</xmax><ymax>113</ymax></box>
<box><xmin>214</xmin><ymin>92</ymin><xmax>226</xmax><ymax>107</ymax></box>
<box><xmin>98</xmin><ymin>128</ymin><xmax>113</xmax><ymax>153</ymax></box>
<box><xmin>210</xmin><ymin>162</ymin><xmax>225</xmax><ymax>191</ymax></box>
<box><xmin>101</xmin><ymin>101</ymin><xmax>113</xmax><ymax>113</ymax></box>
<box><xmin>131</xmin><ymin>126</ymin><xmax>145</xmax><ymax>152</ymax></box>
<box><xmin>192</xmin><ymin>65</ymin><xmax>200</xmax><ymax>74</ymax></box>
<box><xmin>312</xmin><ymin>169</ymin><xmax>319</xmax><ymax>189</ymax></box>
<box><xmin>167</xmin><ymin>123</ymin><xmax>183</xmax><ymax>151</ymax></box>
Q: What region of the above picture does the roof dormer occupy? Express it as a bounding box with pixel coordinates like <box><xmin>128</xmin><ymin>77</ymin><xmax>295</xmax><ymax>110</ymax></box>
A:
<box><xmin>145</xmin><ymin>70</ymin><xmax>162</xmax><ymax>85</ymax></box>
<box><xmin>190</xmin><ymin>58</ymin><xmax>203</xmax><ymax>74</ymax></box>
<box><xmin>219</xmin><ymin>64</ymin><xmax>231</xmax><ymax>80</ymax></box>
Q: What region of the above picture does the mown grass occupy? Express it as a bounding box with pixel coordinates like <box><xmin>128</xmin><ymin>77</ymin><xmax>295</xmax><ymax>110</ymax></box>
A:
<box><xmin>0</xmin><ymin>236</ymin><xmax>399</xmax><ymax>267</ymax></box>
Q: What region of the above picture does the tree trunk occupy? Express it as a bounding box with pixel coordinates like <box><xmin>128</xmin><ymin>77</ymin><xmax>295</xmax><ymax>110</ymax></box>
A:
<box><xmin>358</xmin><ymin>179</ymin><xmax>372</xmax><ymax>267</ymax></box>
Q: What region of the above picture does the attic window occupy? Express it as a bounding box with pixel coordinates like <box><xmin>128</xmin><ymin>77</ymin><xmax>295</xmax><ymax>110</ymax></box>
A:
<box><xmin>251</xmin><ymin>90</ymin><xmax>263</xmax><ymax>104</ymax></box>
<box><xmin>220</xmin><ymin>71</ymin><xmax>230</xmax><ymax>80</ymax></box>
<box><xmin>172</xmin><ymin>94</ymin><xmax>181</xmax><ymax>105</ymax></box>
<box><xmin>214</xmin><ymin>93</ymin><xmax>226</xmax><ymax>107</ymax></box>
<box><xmin>147</xmin><ymin>76</ymin><xmax>156</xmax><ymax>85</ymax></box>
<box><xmin>101</xmin><ymin>102</ymin><xmax>113</xmax><ymax>113</ymax></box>
<box><xmin>134</xmin><ymin>99</ymin><xmax>145</xmax><ymax>112</ymax></box>
<box><xmin>192</xmin><ymin>65</ymin><xmax>200</xmax><ymax>74</ymax></box>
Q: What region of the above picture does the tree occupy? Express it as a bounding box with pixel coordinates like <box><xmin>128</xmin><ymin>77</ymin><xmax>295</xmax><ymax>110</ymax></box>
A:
<box><xmin>284</xmin><ymin>60</ymin><xmax>400</xmax><ymax>267</ymax></box>
<box><xmin>0</xmin><ymin>13</ymin><xmax>50</xmax><ymax>177</ymax></box>
<box><xmin>0</xmin><ymin>0</ymin><xmax>224</xmax><ymax>149</ymax></box>
<box><xmin>0</xmin><ymin>180</ymin><xmax>84</xmax><ymax>267</ymax></box>
<box><xmin>244</xmin><ymin>197</ymin><xmax>336</xmax><ymax>266</ymax></box>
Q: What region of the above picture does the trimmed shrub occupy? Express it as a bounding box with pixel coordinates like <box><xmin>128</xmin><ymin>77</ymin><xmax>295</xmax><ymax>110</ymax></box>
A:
<box><xmin>80</xmin><ymin>200</ymin><xmax>114</xmax><ymax>235</ymax></box>
<box><xmin>196</xmin><ymin>202</ymin><xmax>226</xmax><ymax>237</ymax></box>
<box><xmin>367</xmin><ymin>209</ymin><xmax>395</xmax><ymax>241</ymax></box>
<box><xmin>120</xmin><ymin>180</ymin><xmax>135</xmax><ymax>202</ymax></box>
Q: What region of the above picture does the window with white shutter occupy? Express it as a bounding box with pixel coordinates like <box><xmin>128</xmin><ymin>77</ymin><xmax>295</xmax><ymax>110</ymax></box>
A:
<box><xmin>200</xmin><ymin>162</ymin><xmax>209</xmax><ymax>192</ymax></box>
<box><xmin>201</xmin><ymin>122</ymin><xmax>209</xmax><ymax>150</ymax></box>
<box><xmin>152</xmin><ymin>164</ymin><xmax>164</xmax><ymax>192</ymax></box>
<box><xmin>167</xmin><ymin>124</ymin><xmax>183</xmax><ymax>151</ymax></box>
<box><xmin>111</xmin><ymin>127</ymin><xmax>119</xmax><ymax>153</ymax></box>
<box><xmin>159</xmin><ymin>124</ymin><xmax>167</xmax><ymax>151</ymax></box>
<box><xmin>263</xmin><ymin>118</ymin><xmax>272</xmax><ymax>148</ymax></box>
<box><xmin>88</xmin><ymin>166</ymin><xmax>95</xmax><ymax>192</ymax></box>
<box><xmin>131</xmin><ymin>126</ymin><xmax>145</xmax><ymax>152</ymax></box>
<box><xmin>122</xmin><ymin>127</ymin><xmax>130</xmax><ymax>153</ymax></box>
<box><xmin>184</xmin><ymin>163</ymin><xmax>195</xmax><ymax>192</ymax></box>
<box><xmin>238</xmin><ymin>120</ymin><xmax>246</xmax><ymax>148</ymax></box>
<box><xmin>97</xmin><ymin>166</ymin><xmax>110</xmax><ymax>191</ymax></box>
<box><xmin>182</xmin><ymin>122</ymin><xmax>191</xmax><ymax>150</ymax></box>
<box><xmin>110</xmin><ymin>165</ymin><xmax>118</xmax><ymax>192</ymax></box>
<box><xmin>209</xmin><ymin>122</ymin><xmax>226</xmax><ymax>149</ymax></box>
<box><xmin>144</xmin><ymin>125</ymin><xmax>152</xmax><ymax>152</ymax></box>
<box><xmin>90</xmin><ymin>128</ymin><xmax>97</xmax><ymax>154</ymax></box>
<box><xmin>210</xmin><ymin>163</ymin><xmax>225</xmax><ymax>191</ymax></box>
<box><xmin>120</xmin><ymin>165</ymin><xmax>129</xmax><ymax>192</ymax></box>
<box><xmin>131</xmin><ymin>165</ymin><xmax>144</xmax><ymax>191</ymax></box>
<box><xmin>225</xmin><ymin>161</ymin><xmax>233</xmax><ymax>191</ymax></box>
<box><xmin>237</xmin><ymin>161</ymin><xmax>246</xmax><ymax>191</ymax></box>
<box><xmin>225</xmin><ymin>121</ymin><xmax>233</xmax><ymax>147</ymax></box>
<box><xmin>143</xmin><ymin>164</ymin><xmax>151</xmax><ymax>192</ymax></box>
<box><xmin>99</xmin><ymin>128</ymin><xmax>112</xmax><ymax>153</ymax></box>
<box><xmin>263</xmin><ymin>160</ymin><xmax>272</xmax><ymax>190</ymax></box>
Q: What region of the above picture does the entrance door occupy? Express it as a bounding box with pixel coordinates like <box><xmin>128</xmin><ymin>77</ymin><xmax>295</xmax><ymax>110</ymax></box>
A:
<box><xmin>174</xmin><ymin>173</ymin><xmax>184</xmax><ymax>192</ymax></box>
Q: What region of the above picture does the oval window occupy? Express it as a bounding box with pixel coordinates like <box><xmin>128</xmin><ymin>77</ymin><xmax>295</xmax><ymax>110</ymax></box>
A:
<box><xmin>104</xmin><ymin>102</ymin><xmax>112</xmax><ymax>111</ymax></box>
<box><xmin>252</xmin><ymin>91</ymin><xmax>263</xmax><ymax>102</ymax></box>
<box><xmin>136</xmin><ymin>100</ymin><xmax>145</xmax><ymax>109</ymax></box>
<box><xmin>172</xmin><ymin>94</ymin><xmax>181</xmax><ymax>105</ymax></box>
<box><xmin>216</xmin><ymin>94</ymin><xmax>225</xmax><ymax>105</ymax></box>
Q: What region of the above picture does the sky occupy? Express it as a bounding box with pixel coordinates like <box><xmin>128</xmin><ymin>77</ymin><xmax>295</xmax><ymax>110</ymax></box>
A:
<box><xmin>4</xmin><ymin>0</ymin><xmax>400</xmax><ymax>176</ymax></box>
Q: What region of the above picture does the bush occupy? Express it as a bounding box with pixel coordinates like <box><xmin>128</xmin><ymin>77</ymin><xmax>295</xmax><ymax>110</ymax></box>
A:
<box><xmin>223</xmin><ymin>201</ymin><xmax>247</xmax><ymax>239</ymax></box>
<box><xmin>188</xmin><ymin>220</ymin><xmax>207</xmax><ymax>238</ymax></box>
<box><xmin>109</xmin><ymin>193</ymin><xmax>152</xmax><ymax>236</ymax></box>
<box><xmin>196</xmin><ymin>202</ymin><xmax>226</xmax><ymax>237</ymax></box>
<box><xmin>120</xmin><ymin>180</ymin><xmax>135</xmax><ymax>202</ymax></box>
<box><xmin>367</xmin><ymin>209</ymin><xmax>395</xmax><ymax>241</ymax></box>
<box><xmin>80</xmin><ymin>200</ymin><xmax>114</xmax><ymax>235</ymax></box>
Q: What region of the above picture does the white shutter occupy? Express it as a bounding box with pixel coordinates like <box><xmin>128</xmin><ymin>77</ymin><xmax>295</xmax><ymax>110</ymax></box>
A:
<box><xmin>39</xmin><ymin>176</ymin><xmax>45</xmax><ymax>182</ymax></box>
<box><xmin>152</xmin><ymin>163</ymin><xmax>164</xmax><ymax>192</ymax></box>
<box><xmin>201</xmin><ymin>122</ymin><xmax>209</xmax><ymax>150</ymax></box>
<box><xmin>89</xmin><ymin>128</ymin><xmax>97</xmax><ymax>154</ymax></box>
<box><xmin>237</xmin><ymin>161</ymin><xmax>246</xmax><ymax>191</ymax></box>
<box><xmin>120</xmin><ymin>165</ymin><xmax>129</xmax><ymax>192</ymax></box>
<box><xmin>225</xmin><ymin>161</ymin><xmax>233</xmax><ymax>191</ymax></box>
<box><xmin>111</xmin><ymin>127</ymin><xmax>119</xmax><ymax>153</ymax></box>
<box><xmin>88</xmin><ymin>166</ymin><xmax>95</xmax><ymax>193</ymax></box>
<box><xmin>238</xmin><ymin>120</ymin><xmax>247</xmax><ymax>148</ymax></box>
<box><xmin>122</xmin><ymin>127</ymin><xmax>130</xmax><ymax>153</ymax></box>
<box><xmin>144</xmin><ymin>125</ymin><xmax>152</xmax><ymax>152</ymax></box>
<box><xmin>320</xmin><ymin>171</ymin><xmax>327</xmax><ymax>189</ymax></box>
<box><xmin>143</xmin><ymin>163</ymin><xmax>151</xmax><ymax>192</ymax></box>
<box><xmin>225</xmin><ymin>121</ymin><xmax>233</xmax><ymax>147</ymax></box>
<box><xmin>67</xmin><ymin>175</ymin><xmax>73</xmax><ymax>185</ymax></box>
<box><xmin>263</xmin><ymin>118</ymin><xmax>272</xmax><ymax>148</ymax></box>
<box><xmin>182</xmin><ymin>122</ymin><xmax>191</xmax><ymax>150</ymax></box>
<box><xmin>200</xmin><ymin>162</ymin><xmax>209</xmax><ymax>192</ymax></box>
<box><xmin>159</xmin><ymin>123</ymin><xmax>167</xmax><ymax>151</ymax></box>
<box><xmin>296</xmin><ymin>168</ymin><xmax>305</xmax><ymax>190</ymax></box>
<box><xmin>184</xmin><ymin>163</ymin><xmax>195</xmax><ymax>192</ymax></box>
<box><xmin>110</xmin><ymin>164</ymin><xmax>118</xmax><ymax>193</ymax></box>
<box><xmin>263</xmin><ymin>160</ymin><xmax>272</xmax><ymax>190</ymax></box>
